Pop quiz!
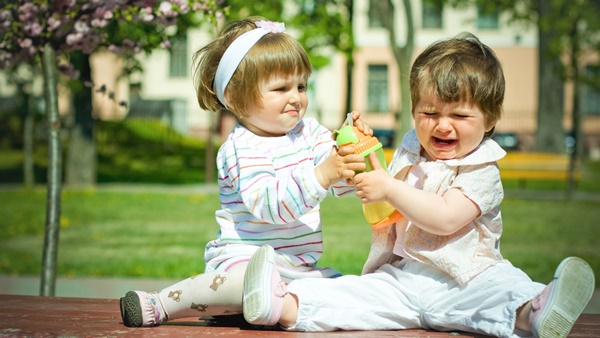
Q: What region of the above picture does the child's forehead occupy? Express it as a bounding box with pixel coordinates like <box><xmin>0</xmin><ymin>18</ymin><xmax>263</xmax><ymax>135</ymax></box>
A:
<box><xmin>262</xmin><ymin>71</ymin><xmax>309</xmax><ymax>82</ymax></box>
<box><xmin>417</xmin><ymin>91</ymin><xmax>477</xmax><ymax>109</ymax></box>
<box><xmin>417</xmin><ymin>72</ymin><xmax>472</xmax><ymax>101</ymax></box>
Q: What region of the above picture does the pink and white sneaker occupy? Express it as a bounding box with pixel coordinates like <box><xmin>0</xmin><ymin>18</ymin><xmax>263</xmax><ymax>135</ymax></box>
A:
<box><xmin>243</xmin><ymin>245</ymin><xmax>287</xmax><ymax>326</ymax></box>
<box><xmin>120</xmin><ymin>290</ymin><xmax>165</xmax><ymax>327</ymax></box>
<box><xmin>529</xmin><ymin>257</ymin><xmax>595</xmax><ymax>338</ymax></box>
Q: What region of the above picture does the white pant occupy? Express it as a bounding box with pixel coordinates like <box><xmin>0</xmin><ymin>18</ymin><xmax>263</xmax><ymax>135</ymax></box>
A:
<box><xmin>286</xmin><ymin>259</ymin><xmax>545</xmax><ymax>337</ymax></box>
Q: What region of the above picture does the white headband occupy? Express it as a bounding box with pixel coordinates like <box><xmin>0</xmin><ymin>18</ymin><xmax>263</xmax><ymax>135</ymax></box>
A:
<box><xmin>213</xmin><ymin>20</ymin><xmax>286</xmax><ymax>109</ymax></box>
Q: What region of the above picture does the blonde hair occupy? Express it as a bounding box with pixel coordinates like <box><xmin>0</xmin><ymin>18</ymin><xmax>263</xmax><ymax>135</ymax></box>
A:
<box><xmin>409</xmin><ymin>32</ymin><xmax>505</xmax><ymax>136</ymax></box>
<box><xmin>193</xmin><ymin>16</ymin><xmax>312</xmax><ymax>117</ymax></box>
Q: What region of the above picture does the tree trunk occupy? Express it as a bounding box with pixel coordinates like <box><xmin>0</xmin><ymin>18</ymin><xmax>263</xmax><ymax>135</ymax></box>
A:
<box><xmin>66</xmin><ymin>52</ymin><xmax>96</xmax><ymax>187</ymax></box>
<box><xmin>535</xmin><ymin>0</ymin><xmax>565</xmax><ymax>153</ymax></box>
<box><xmin>20</xmin><ymin>86</ymin><xmax>35</xmax><ymax>188</ymax></box>
<box><xmin>567</xmin><ymin>24</ymin><xmax>582</xmax><ymax>198</ymax></box>
<box><xmin>205</xmin><ymin>14</ymin><xmax>228</xmax><ymax>184</ymax></box>
<box><xmin>344</xmin><ymin>58</ymin><xmax>354</xmax><ymax>122</ymax></box>
<box><xmin>40</xmin><ymin>43</ymin><xmax>62</xmax><ymax>297</ymax></box>
<box><xmin>23</xmin><ymin>103</ymin><xmax>35</xmax><ymax>188</ymax></box>
<box><xmin>382</xmin><ymin>0</ymin><xmax>414</xmax><ymax>147</ymax></box>
<box><xmin>343</xmin><ymin>0</ymin><xmax>354</xmax><ymax>123</ymax></box>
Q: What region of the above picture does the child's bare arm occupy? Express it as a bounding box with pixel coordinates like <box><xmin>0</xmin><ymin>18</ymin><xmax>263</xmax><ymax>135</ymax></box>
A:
<box><xmin>354</xmin><ymin>153</ymin><xmax>479</xmax><ymax>236</ymax></box>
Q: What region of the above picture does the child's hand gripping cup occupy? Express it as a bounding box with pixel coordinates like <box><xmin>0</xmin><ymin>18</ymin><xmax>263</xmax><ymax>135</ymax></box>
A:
<box><xmin>334</xmin><ymin>123</ymin><xmax>403</xmax><ymax>229</ymax></box>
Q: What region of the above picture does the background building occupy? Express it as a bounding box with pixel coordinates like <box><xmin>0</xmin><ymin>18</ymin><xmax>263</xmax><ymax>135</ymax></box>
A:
<box><xmin>4</xmin><ymin>0</ymin><xmax>599</xmax><ymax>155</ymax></box>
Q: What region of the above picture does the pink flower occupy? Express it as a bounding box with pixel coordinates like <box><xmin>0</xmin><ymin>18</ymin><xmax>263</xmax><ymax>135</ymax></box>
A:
<box><xmin>171</xmin><ymin>0</ymin><xmax>189</xmax><ymax>13</ymax></box>
<box><xmin>0</xmin><ymin>10</ymin><xmax>11</xmax><ymax>29</ymax></box>
<box><xmin>139</xmin><ymin>7</ymin><xmax>154</xmax><ymax>22</ymax></box>
<box><xmin>158</xmin><ymin>1</ymin><xmax>175</xmax><ymax>16</ymax></box>
<box><xmin>66</xmin><ymin>32</ymin><xmax>83</xmax><ymax>45</ymax></box>
<box><xmin>47</xmin><ymin>17</ymin><xmax>61</xmax><ymax>31</ymax></box>
<box><xmin>74</xmin><ymin>21</ymin><xmax>90</xmax><ymax>33</ymax></box>
<box><xmin>160</xmin><ymin>40</ymin><xmax>171</xmax><ymax>48</ymax></box>
<box><xmin>19</xmin><ymin>38</ymin><xmax>32</xmax><ymax>48</ymax></box>
<box><xmin>91</xmin><ymin>18</ymin><xmax>108</xmax><ymax>28</ymax></box>
<box><xmin>24</xmin><ymin>22</ymin><xmax>43</xmax><ymax>36</ymax></box>
<box><xmin>255</xmin><ymin>20</ymin><xmax>285</xmax><ymax>33</ymax></box>
<box><xmin>18</xmin><ymin>3</ymin><xmax>38</xmax><ymax>22</ymax></box>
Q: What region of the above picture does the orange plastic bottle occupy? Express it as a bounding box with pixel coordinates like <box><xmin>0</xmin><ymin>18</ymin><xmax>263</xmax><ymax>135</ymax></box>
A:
<box><xmin>334</xmin><ymin>125</ymin><xmax>403</xmax><ymax>229</ymax></box>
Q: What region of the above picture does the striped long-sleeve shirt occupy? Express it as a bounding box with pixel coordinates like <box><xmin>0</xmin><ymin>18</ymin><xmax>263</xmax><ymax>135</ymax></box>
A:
<box><xmin>204</xmin><ymin>118</ymin><xmax>355</xmax><ymax>281</ymax></box>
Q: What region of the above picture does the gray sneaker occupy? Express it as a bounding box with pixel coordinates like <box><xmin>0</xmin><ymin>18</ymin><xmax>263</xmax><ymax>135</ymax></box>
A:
<box><xmin>529</xmin><ymin>257</ymin><xmax>595</xmax><ymax>338</ymax></box>
<box><xmin>120</xmin><ymin>290</ymin><xmax>164</xmax><ymax>327</ymax></box>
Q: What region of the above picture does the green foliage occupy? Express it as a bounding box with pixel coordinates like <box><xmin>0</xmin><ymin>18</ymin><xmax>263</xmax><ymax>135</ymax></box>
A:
<box><xmin>0</xmin><ymin>118</ymin><xmax>219</xmax><ymax>185</ymax></box>
<box><xmin>0</xmin><ymin>189</ymin><xmax>598</xmax><ymax>287</ymax></box>
<box><xmin>96</xmin><ymin>119</ymin><xmax>216</xmax><ymax>184</ymax></box>
<box><xmin>221</xmin><ymin>0</ymin><xmax>353</xmax><ymax>70</ymax></box>
<box><xmin>290</xmin><ymin>0</ymin><xmax>354</xmax><ymax>69</ymax></box>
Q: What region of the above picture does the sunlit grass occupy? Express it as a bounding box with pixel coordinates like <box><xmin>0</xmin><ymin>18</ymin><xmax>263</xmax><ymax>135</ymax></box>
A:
<box><xmin>1</xmin><ymin>189</ymin><xmax>598</xmax><ymax>288</ymax></box>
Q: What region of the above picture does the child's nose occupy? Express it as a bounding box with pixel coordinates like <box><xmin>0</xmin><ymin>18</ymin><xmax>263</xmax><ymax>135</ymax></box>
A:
<box><xmin>289</xmin><ymin>90</ymin><xmax>301</xmax><ymax>103</ymax></box>
<box><xmin>436</xmin><ymin>117</ymin><xmax>452</xmax><ymax>132</ymax></box>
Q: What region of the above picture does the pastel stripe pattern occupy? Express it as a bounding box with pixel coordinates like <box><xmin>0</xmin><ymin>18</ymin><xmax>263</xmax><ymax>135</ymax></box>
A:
<box><xmin>205</xmin><ymin>118</ymin><xmax>354</xmax><ymax>281</ymax></box>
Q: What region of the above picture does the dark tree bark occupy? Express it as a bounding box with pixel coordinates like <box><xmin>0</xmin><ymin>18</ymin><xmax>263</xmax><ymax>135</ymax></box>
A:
<box><xmin>535</xmin><ymin>0</ymin><xmax>566</xmax><ymax>153</ymax></box>
<box><xmin>343</xmin><ymin>0</ymin><xmax>354</xmax><ymax>122</ymax></box>
<box><xmin>66</xmin><ymin>52</ymin><xmax>96</xmax><ymax>186</ymax></box>
<box><xmin>381</xmin><ymin>0</ymin><xmax>414</xmax><ymax>147</ymax></box>
<box><xmin>18</xmin><ymin>84</ymin><xmax>35</xmax><ymax>188</ymax></box>
<box><xmin>567</xmin><ymin>22</ymin><xmax>582</xmax><ymax>198</ymax></box>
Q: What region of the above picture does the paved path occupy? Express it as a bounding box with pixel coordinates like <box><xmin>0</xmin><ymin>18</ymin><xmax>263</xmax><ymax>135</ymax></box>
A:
<box><xmin>0</xmin><ymin>275</ymin><xmax>179</xmax><ymax>299</ymax></box>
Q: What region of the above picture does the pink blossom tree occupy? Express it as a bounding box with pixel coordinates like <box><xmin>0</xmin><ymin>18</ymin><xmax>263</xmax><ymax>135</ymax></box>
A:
<box><xmin>0</xmin><ymin>0</ymin><xmax>222</xmax><ymax>296</ymax></box>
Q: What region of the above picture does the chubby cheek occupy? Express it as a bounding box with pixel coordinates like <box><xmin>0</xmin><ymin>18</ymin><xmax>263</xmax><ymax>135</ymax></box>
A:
<box><xmin>415</xmin><ymin>127</ymin><xmax>432</xmax><ymax>145</ymax></box>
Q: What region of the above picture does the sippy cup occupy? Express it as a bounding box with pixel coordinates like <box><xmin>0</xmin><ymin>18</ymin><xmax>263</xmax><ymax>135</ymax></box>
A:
<box><xmin>334</xmin><ymin>119</ymin><xmax>403</xmax><ymax>229</ymax></box>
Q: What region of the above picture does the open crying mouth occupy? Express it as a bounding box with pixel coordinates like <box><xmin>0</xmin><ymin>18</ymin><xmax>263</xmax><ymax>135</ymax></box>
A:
<box><xmin>434</xmin><ymin>137</ymin><xmax>456</xmax><ymax>145</ymax></box>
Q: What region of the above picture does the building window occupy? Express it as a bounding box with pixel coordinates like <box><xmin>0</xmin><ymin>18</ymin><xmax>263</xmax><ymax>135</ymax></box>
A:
<box><xmin>476</xmin><ymin>5</ymin><xmax>499</xmax><ymax>30</ymax></box>
<box><xmin>367</xmin><ymin>64</ymin><xmax>389</xmax><ymax>113</ymax></box>
<box><xmin>582</xmin><ymin>65</ymin><xmax>600</xmax><ymax>115</ymax></box>
<box><xmin>422</xmin><ymin>0</ymin><xmax>443</xmax><ymax>29</ymax></box>
<box><xmin>368</xmin><ymin>0</ymin><xmax>385</xmax><ymax>28</ymax></box>
<box><xmin>169</xmin><ymin>34</ymin><xmax>188</xmax><ymax>78</ymax></box>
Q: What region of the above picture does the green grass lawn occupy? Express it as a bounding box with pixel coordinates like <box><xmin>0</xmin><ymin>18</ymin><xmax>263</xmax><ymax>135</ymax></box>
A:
<box><xmin>0</xmin><ymin>188</ymin><xmax>598</xmax><ymax>288</ymax></box>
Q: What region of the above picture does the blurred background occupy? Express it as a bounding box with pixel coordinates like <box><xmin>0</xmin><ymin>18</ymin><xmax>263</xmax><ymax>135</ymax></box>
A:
<box><xmin>0</xmin><ymin>0</ymin><xmax>599</xmax><ymax>311</ymax></box>
<box><xmin>2</xmin><ymin>0</ymin><xmax>599</xmax><ymax>187</ymax></box>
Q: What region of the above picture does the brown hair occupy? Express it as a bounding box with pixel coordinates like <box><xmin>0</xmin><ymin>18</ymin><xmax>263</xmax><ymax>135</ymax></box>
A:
<box><xmin>409</xmin><ymin>32</ymin><xmax>505</xmax><ymax>136</ymax></box>
<box><xmin>193</xmin><ymin>16</ymin><xmax>312</xmax><ymax>117</ymax></box>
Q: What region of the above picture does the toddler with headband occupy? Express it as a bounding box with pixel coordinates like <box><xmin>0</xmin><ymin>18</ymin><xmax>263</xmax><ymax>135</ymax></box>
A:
<box><xmin>119</xmin><ymin>16</ymin><xmax>371</xmax><ymax>327</ymax></box>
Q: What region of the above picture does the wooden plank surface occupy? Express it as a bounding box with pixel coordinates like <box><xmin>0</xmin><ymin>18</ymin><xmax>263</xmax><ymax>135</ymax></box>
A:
<box><xmin>0</xmin><ymin>294</ymin><xmax>598</xmax><ymax>337</ymax></box>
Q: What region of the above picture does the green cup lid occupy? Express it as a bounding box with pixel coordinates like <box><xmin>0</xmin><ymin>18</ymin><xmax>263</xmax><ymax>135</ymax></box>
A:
<box><xmin>334</xmin><ymin>125</ymin><xmax>359</xmax><ymax>146</ymax></box>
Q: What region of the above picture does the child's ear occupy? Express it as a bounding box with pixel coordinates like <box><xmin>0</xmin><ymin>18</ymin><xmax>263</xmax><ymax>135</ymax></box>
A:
<box><xmin>485</xmin><ymin>118</ymin><xmax>498</xmax><ymax>133</ymax></box>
